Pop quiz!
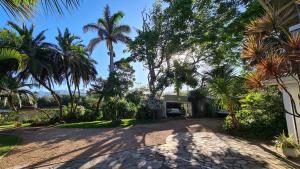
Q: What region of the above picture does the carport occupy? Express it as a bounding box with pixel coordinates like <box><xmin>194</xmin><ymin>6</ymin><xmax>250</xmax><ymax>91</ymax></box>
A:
<box><xmin>162</xmin><ymin>95</ymin><xmax>192</xmax><ymax>118</ymax></box>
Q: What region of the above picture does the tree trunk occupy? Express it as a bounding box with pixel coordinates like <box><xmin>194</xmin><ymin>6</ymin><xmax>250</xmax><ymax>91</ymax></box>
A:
<box><xmin>108</xmin><ymin>41</ymin><xmax>114</xmax><ymax>72</ymax></box>
<box><xmin>228</xmin><ymin>102</ymin><xmax>239</xmax><ymax>129</ymax></box>
<box><xmin>96</xmin><ymin>96</ymin><xmax>102</xmax><ymax>114</ymax></box>
<box><xmin>43</xmin><ymin>78</ymin><xmax>63</xmax><ymax>120</ymax></box>
<box><xmin>65</xmin><ymin>73</ymin><xmax>74</xmax><ymax>113</ymax></box>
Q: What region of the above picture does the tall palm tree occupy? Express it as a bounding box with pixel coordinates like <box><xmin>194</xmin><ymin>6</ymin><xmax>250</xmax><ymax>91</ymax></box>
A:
<box><xmin>0</xmin><ymin>0</ymin><xmax>81</xmax><ymax>20</ymax></box>
<box><xmin>55</xmin><ymin>28</ymin><xmax>97</xmax><ymax>113</ymax></box>
<box><xmin>7</xmin><ymin>21</ymin><xmax>64</xmax><ymax>118</ymax></box>
<box><xmin>83</xmin><ymin>5</ymin><xmax>131</xmax><ymax>72</ymax></box>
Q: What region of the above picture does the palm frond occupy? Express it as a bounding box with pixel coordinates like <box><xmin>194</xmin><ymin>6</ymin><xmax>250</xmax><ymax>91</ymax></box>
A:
<box><xmin>1</xmin><ymin>0</ymin><xmax>81</xmax><ymax>19</ymax></box>
<box><xmin>113</xmin><ymin>33</ymin><xmax>130</xmax><ymax>43</ymax></box>
<box><xmin>87</xmin><ymin>37</ymin><xmax>103</xmax><ymax>53</ymax></box>
<box><xmin>83</xmin><ymin>23</ymin><xmax>100</xmax><ymax>33</ymax></box>
<box><xmin>113</xmin><ymin>25</ymin><xmax>130</xmax><ymax>34</ymax></box>
<box><xmin>110</xmin><ymin>11</ymin><xmax>124</xmax><ymax>25</ymax></box>
<box><xmin>245</xmin><ymin>72</ymin><xmax>264</xmax><ymax>89</ymax></box>
<box><xmin>0</xmin><ymin>48</ymin><xmax>28</xmax><ymax>71</ymax></box>
<box><xmin>256</xmin><ymin>54</ymin><xmax>286</xmax><ymax>78</ymax></box>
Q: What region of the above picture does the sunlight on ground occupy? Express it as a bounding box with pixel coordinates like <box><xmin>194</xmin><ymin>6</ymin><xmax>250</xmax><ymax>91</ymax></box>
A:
<box><xmin>0</xmin><ymin>123</ymin><xmax>31</xmax><ymax>129</ymax></box>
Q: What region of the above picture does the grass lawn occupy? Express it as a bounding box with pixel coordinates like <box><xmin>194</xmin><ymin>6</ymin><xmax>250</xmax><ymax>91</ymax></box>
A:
<box><xmin>57</xmin><ymin>119</ymin><xmax>159</xmax><ymax>128</ymax></box>
<box><xmin>0</xmin><ymin>123</ymin><xmax>31</xmax><ymax>129</ymax></box>
<box><xmin>0</xmin><ymin>134</ymin><xmax>20</xmax><ymax>158</ymax></box>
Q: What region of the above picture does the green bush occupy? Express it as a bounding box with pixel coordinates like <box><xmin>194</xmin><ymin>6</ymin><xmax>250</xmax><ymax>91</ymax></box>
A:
<box><xmin>136</xmin><ymin>97</ymin><xmax>162</xmax><ymax>119</ymax></box>
<box><xmin>61</xmin><ymin>104</ymin><xmax>101</xmax><ymax>123</ymax></box>
<box><xmin>37</xmin><ymin>96</ymin><xmax>57</xmax><ymax>108</ymax></box>
<box><xmin>80</xmin><ymin>96</ymin><xmax>98</xmax><ymax>110</ymax></box>
<box><xmin>225</xmin><ymin>88</ymin><xmax>287</xmax><ymax>139</ymax></box>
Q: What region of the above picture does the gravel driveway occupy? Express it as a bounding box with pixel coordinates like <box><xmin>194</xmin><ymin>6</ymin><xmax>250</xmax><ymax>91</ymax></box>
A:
<box><xmin>0</xmin><ymin>118</ymin><xmax>298</xmax><ymax>169</ymax></box>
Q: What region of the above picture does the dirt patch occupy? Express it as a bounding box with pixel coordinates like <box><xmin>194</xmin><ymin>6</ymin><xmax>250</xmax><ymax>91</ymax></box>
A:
<box><xmin>0</xmin><ymin>118</ymin><xmax>223</xmax><ymax>169</ymax></box>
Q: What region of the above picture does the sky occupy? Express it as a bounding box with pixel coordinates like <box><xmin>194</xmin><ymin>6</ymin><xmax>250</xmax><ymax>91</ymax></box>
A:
<box><xmin>0</xmin><ymin>0</ymin><xmax>155</xmax><ymax>91</ymax></box>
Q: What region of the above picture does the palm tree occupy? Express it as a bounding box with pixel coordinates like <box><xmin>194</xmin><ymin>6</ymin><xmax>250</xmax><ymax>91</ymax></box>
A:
<box><xmin>55</xmin><ymin>28</ymin><xmax>97</xmax><ymax>113</ymax></box>
<box><xmin>83</xmin><ymin>5</ymin><xmax>131</xmax><ymax>72</ymax></box>
<box><xmin>0</xmin><ymin>0</ymin><xmax>80</xmax><ymax>20</ymax></box>
<box><xmin>7</xmin><ymin>21</ymin><xmax>64</xmax><ymax>119</ymax></box>
<box><xmin>205</xmin><ymin>65</ymin><xmax>241</xmax><ymax>129</ymax></box>
<box><xmin>0</xmin><ymin>76</ymin><xmax>35</xmax><ymax>112</ymax></box>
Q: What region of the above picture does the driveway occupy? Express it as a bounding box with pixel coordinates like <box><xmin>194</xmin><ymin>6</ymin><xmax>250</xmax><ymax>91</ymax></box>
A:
<box><xmin>0</xmin><ymin>118</ymin><xmax>298</xmax><ymax>169</ymax></box>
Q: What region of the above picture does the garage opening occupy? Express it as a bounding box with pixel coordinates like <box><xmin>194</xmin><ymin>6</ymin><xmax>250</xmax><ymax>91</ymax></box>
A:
<box><xmin>163</xmin><ymin>95</ymin><xmax>192</xmax><ymax>118</ymax></box>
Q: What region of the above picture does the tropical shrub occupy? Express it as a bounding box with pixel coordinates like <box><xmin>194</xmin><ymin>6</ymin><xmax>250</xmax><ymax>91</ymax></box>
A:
<box><xmin>136</xmin><ymin>97</ymin><xmax>162</xmax><ymax>119</ymax></box>
<box><xmin>224</xmin><ymin>88</ymin><xmax>287</xmax><ymax>139</ymax></box>
<box><xmin>37</xmin><ymin>96</ymin><xmax>57</xmax><ymax>108</ymax></box>
<box><xmin>101</xmin><ymin>97</ymin><xmax>138</xmax><ymax>121</ymax></box>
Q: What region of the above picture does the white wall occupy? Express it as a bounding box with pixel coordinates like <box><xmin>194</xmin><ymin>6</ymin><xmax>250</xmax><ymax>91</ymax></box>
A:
<box><xmin>281</xmin><ymin>81</ymin><xmax>300</xmax><ymax>142</ymax></box>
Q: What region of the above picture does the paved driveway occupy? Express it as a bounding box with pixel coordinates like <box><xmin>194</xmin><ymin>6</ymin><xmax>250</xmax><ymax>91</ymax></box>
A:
<box><xmin>0</xmin><ymin>118</ymin><xmax>298</xmax><ymax>169</ymax></box>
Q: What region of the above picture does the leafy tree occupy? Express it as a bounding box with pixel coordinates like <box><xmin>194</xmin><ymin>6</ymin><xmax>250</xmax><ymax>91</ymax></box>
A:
<box><xmin>160</xmin><ymin>0</ymin><xmax>264</xmax><ymax>65</ymax></box>
<box><xmin>55</xmin><ymin>28</ymin><xmax>97</xmax><ymax>114</ymax></box>
<box><xmin>89</xmin><ymin>77</ymin><xmax>106</xmax><ymax>114</ymax></box>
<box><xmin>83</xmin><ymin>5</ymin><xmax>131</xmax><ymax>72</ymax></box>
<box><xmin>128</xmin><ymin>3</ymin><xmax>172</xmax><ymax>98</ymax></box>
<box><xmin>173</xmin><ymin>60</ymin><xmax>198</xmax><ymax>95</ymax></box>
<box><xmin>103</xmin><ymin>58</ymin><xmax>135</xmax><ymax>98</ymax></box>
<box><xmin>89</xmin><ymin>58</ymin><xmax>134</xmax><ymax>120</ymax></box>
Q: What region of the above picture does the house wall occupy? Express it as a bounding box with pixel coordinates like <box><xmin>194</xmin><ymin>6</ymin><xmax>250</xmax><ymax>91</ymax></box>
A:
<box><xmin>281</xmin><ymin>83</ymin><xmax>300</xmax><ymax>142</ymax></box>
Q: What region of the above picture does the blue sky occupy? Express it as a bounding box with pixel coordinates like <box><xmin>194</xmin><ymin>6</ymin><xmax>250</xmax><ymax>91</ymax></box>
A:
<box><xmin>0</xmin><ymin>0</ymin><xmax>155</xmax><ymax>91</ymax></box>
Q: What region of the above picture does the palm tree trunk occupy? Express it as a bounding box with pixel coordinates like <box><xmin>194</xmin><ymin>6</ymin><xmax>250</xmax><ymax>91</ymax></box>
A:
<box><xmin>34</xmin><ymin>76</ymin><xmax>63</xmax><ymax>120</ymax></box>
<box><xmin>228</xmin><ymin>102</ymin><xmax>239</xmax><ymax>129</ymax></box>
<box><xmin>108</xmin><ymin>41</ymin><xmax>114</xmax><ymax>72</ymax></box>
<box><xmin>65</xmin><ymin>73</ymin><xmax>74</xmax><ymax>113</ymax></box>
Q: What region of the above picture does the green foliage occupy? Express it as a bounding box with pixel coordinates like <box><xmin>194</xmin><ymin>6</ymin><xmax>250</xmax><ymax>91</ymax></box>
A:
<box><xmin>101</xmin><ymin>97</ymin><xmax>137</xmax><ymax>121</ymax></box>
<box><xmin>188</xmin><ymin>87</ymin><xmax>214</xmax><ymax>117</ymax></box>
<box><xmin>173</xmin><ymin>60</ymin><xmax>198</xmax><ymax>95</ymax></box>
<box><xmin>206</xmin><ymin>65</ymin><xmax>246</xmax><ymax>128</ymax></box>
<box><xmin>37</xmin><ymin>96</ymin><xmax>56</xmax><ymax>107</ymax></box>
<box><xmin>102</xmin><ymin>59</ymin><xmax>135</xmax><ymax>99</ymax></box>
<box><xmin>136</xmin><ymin>97</ymin><xmax>162</xmax><ymax>120</ymax></box>
<box><xmin>225</xmin><ymin>89</ymin><xmax>287</xmax><ymax>138</ymax></box>
<box><xmin>61</xmin><ymin>104</ymin><xmax>100</xmax><ymax>123</ymax></box>
<box><xmin>274</xmin><ymin>132</ymin><xmax>300</xmax><ymax>149</ymax></box>
<box><xmin>188</xmin><ymin>87</ymin><xmax>209</xmax><ymax>100</ymax></box>
<box><xmin>0</xmin><ymin>29</ymin><xmax>26</xmax><ymax>73</ymax></box>
<box><xmin>125</xmin><ymin>89</ymin><xmax>144</xmax><ymax>105</ymax></box>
